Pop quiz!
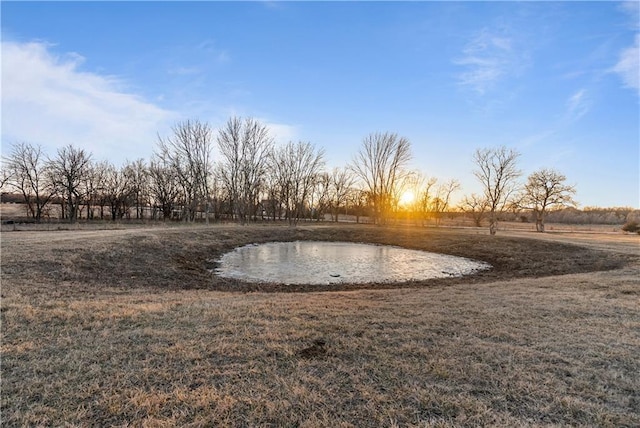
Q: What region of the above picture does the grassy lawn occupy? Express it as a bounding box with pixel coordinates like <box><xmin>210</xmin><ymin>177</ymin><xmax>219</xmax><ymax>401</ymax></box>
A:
<box><xmin>2</xmin><ymin>224</ymin><xmax>639</xmax><ymax>426</ymax></box>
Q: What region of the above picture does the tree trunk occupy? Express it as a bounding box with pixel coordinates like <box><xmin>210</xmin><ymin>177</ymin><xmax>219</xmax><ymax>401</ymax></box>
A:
<box><xmin>489</xmin><ymin>211</ymin><xmax>498</xmax><ymax>235</ymax></box>
<box><xmin>68</xmin><ymin>195</ymin><xmax>78</xmax><ymax>223</ymax></box>
<box><xmin>489</xmin><ymin>220</ymin><xmax>497</xmax><ymax>235</ymax></box>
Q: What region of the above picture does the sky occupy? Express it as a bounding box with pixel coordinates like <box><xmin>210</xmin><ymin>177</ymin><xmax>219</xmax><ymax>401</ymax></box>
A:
<box><xmin>2</xmin><ymin>1</ymin><xmax>639</xmax><ymax>208</ymax></box>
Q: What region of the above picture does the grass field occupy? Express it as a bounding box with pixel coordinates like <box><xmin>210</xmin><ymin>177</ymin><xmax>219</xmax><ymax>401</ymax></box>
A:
<box><xmin>2</xmin><ymin>223</ymin><xmax>639</xmax><ymax>426</ymax></box>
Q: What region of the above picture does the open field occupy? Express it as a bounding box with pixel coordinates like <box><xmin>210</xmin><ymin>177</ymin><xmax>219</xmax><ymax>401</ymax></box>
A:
<box><xmin>2</xmin><ymin>224</ymin><xmax>639</xmax><ymax>426</ymax></box>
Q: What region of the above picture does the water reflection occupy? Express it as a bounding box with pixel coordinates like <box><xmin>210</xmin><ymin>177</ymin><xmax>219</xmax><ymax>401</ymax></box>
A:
<box><xmin>214</xmin><ymin>241</ymin><xmax>490</xmax><ymax>285</ymax></box>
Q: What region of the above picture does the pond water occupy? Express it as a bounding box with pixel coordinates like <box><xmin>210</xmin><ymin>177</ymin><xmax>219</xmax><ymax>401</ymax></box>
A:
<box><xmin>214</xmin><ymin>241</ymin><xmax>491</xmax><ymax>285</ymax></box>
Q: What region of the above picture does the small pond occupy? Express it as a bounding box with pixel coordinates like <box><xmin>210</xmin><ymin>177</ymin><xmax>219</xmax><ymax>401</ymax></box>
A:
<box><xmin>214</xmin><ymin>241</ymin><xmax>491</xmax><ymax>285</ymax></box>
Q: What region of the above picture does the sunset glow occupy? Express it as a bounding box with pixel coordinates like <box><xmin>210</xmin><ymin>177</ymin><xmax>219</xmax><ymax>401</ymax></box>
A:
<box><xmin>399</xmin><ymin>190</ymin><xmax>415</xmax><ymax>207</ymax></box>
<box><xmin>1</xmin><ymin>2</ymin><xmax>638</xmax><ymax>207</ymax></box>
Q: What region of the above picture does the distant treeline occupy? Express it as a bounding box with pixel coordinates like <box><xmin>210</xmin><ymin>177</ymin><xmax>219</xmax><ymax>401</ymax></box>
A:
<box><xmin>2</xmin><ymin>191</ymin><xmax>636</xmax><ymax>226</ymax></box>
<box><xmin>544</xmin><ymin>207</ymin><xmax>638</xmax><ymax>225</ymax></box>
<box><xmin>3</xmin><ymin>117</ymin><xmax>635</xmax><ymax>233</ymax></box>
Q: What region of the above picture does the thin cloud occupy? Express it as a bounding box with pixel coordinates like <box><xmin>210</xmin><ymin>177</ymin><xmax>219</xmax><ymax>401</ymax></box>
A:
<box><xmin>454</xmin><ymin>28</ymin><xmax>523</xmax><ymax>95</ymax></box>
<box><xmin>517</xmin><ymin>89</ymin><xmax>590</xmax><ymax>156</ymax></box>
<box><xmin>517</xmin><ymin>129</ymin><xmax>558</xmax><ymax>149</ymax></box>
<box><xmin>619</xmin><ymin>1</ymin><xmax>640</xmax><ymax>30</ymax></box>
<box><xmin>610</xmin><ymin>2</ymin><xmax>640</xmax><ymax>95</ymax></box>
<box><xmin>566</xmin><ymin>88</ymin><xmax>591</xmax><ymax>122</ymax></box>
<box><xmin>1</xmin><ymin>40</ymin><xmax>176</xmax><ymax>161</ymax></box>
<box><xmin>611</xmin><ymin>34</ymin><xmax>640</xmax><ymax>95</ymax></box>
<box><xmin>262</xmin><ymin>120</ymin><xmax>298</xmax><ymax>144</ymax></box>
<box><xmin>197</xmin><ymin>39</ymin><xmax>230</xmax><ymax>64</ymax></box>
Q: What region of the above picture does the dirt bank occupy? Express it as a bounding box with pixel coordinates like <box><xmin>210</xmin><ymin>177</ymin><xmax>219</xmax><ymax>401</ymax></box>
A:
<box><xmin>1</xmin><ymin>223</ymin><xmax>635</xmax><ymax>296</ymax></box>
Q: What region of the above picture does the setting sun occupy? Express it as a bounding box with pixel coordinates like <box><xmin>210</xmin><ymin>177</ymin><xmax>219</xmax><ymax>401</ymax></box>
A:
<box><xmin>399</xmin><ymin>190</ymin><xmax>415</xmax><ymax>207</ymax></box>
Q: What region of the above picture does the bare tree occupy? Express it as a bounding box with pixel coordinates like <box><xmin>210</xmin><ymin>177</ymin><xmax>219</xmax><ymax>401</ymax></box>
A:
<box><xmin>416</xmin><ymin>175</ymin><xmax>438</xmax><ymax>226</ymax></box>
<box><xmin>2</xmin><ymin>142</ymin><xmax>57</xmax><ymax>222</ymax></box>
<box><xmin>103</xmin><ymin>162</ymin><xmax>133</xmax><ymax>221</ymax></box>
<box><xmin>157</xmin><ymin>120</ymin><xmax>213</xmax><ymax>222</ymax></box>
<box><xmin>391</xmin><ymin>171</ymin><xmax>418</xmax><ymax>218</ymax></box>
<box><xmin>148</xmin><ymin>156</ymin><xmax>180</xmax><ymax>220</ymax></box>
<box><xmin>473</xmin><ymin>146</ymin><xmax>521</xmax><ymax>235</ymax></box>
<box><xmin>123</xmin><ymin>159</ymin><xmax>149</xmax><ymax>220</ymax></box>
<box><xmin>89</xmin><ymin>161</ymin><xmax>111</xmax><ymax>220</ymax></box>
<box><xmin>269</xmin><ymin>141</ymin><xmax>325</xmax><ymax>225</ymax></box>
<box><xmin>459</xmin><ymin>193</ymin><xmax>489</xmax><ymax>227</ymax></box>
<box><xmin>327</xmin><ymin>167</ymin><xmax>356</xmax><ymax>222</ymax></box>
<box><xmin>348</xmin><ymin>189</ymin><xmax>369</xmax><ymax>224</ymax></box>
<box><xmin>262</xmin><ymin>166</ymin><xmax>282</xmax><ymax>221</ymax></box>
<box><xmin>83</xmin><ymin>163</ymin><xmax>98</xmax><ymax>220</ymax></box>
<box><xmin>518</xmin><ymin>168</ymin><xmax>577</xmax><ymax>232</ymax></box>
<box><xmin>431</xmin><ymin>179</ymin><xmax>461</xmax><ymax>226</ymax></box>
<box><xmin>350</xmin><ymin>132</ymin><xmax>412</xmax><ymax>224</ymax></box>
<box><xmin>217</xmin><ymin>117</ymin><xmax>273</xmax><ymax>224</ymax></box>
<box><xmin>311</xmin><ymin>172</ymin><xmax>331</xmax><ymax>222</ymax></box>
<box><xmin>0</xmin><ymin>167</ymin><xmax>11</xmax><ymax>191</ymax></box>
<box><xmin>83</xmin><ymin>160</ymin><xmax>112</xmax><ymax>220</ymax></box>
<box><xmin>48</xmin><ymin>144</ymin><xmax>92</xmax><ymax>223</ymax></box>
<box><xmin>208</xmin><ymin>172</ymin><xmax>225</xmax><ymax>221</ymax></box>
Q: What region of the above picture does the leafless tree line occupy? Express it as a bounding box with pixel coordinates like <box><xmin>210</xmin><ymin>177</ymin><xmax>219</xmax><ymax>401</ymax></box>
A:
<box><xmin>2</xmin><ymin>118</ymin><xmax>343</xmax><ymax>224</ymax></box>
<box><xmin>2</xmin><ymin>118</ymin><xmax>578</xmax><ymax>232</ymax></box>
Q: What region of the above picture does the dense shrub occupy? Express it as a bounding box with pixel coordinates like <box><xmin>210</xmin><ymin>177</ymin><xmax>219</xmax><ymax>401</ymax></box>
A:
<box><xmin>621</xmin><ymin>221</ymin><xmax>640</xmax><ymax>234</ymax></box>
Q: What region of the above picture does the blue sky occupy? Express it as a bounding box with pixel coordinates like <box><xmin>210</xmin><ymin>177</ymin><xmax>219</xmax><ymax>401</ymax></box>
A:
<box><xmin>2</xmin><ymin>1</ymin><xmax>639</xmax><ymax>208</ymax></box>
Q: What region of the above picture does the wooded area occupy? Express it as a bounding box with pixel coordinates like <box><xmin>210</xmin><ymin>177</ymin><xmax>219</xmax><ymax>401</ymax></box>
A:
<box><xmin>2</xmin><ymin>117</ymin><xmax>636</xmax><ymax>232</ymax></box>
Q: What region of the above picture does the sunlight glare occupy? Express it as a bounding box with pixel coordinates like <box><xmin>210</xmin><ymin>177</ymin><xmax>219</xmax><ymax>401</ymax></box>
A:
<box><xmin>399</xmin><ymin>190</ymin><xmax>415</xmax><ymax>207</ymax></box>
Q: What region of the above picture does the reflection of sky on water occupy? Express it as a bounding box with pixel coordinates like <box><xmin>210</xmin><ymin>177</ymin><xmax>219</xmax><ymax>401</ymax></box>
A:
<box><xmin>215</xmin><ymin>241</ymin><xmax>491</xmax><ymax>285</ymax></box>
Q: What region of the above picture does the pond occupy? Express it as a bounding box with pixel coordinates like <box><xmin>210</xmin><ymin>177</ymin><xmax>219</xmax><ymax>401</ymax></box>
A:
<box><xmin>214</xmin><ymin>241</ymin><xmax>491</xmax><ymax>285</ymax></box>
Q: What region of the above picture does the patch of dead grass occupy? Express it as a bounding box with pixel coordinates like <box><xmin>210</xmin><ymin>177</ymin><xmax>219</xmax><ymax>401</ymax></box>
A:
<box><xmin>1</xmin><ymin>224</ymin><xmax>639</xmax><ymax>426</ymax></box>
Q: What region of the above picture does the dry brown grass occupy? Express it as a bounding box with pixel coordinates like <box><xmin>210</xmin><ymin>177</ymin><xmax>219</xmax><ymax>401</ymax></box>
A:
<box><xmin>1</xmin><ymin>223</ymin><xmax>639</xmax><ymax>427</ymax></box>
